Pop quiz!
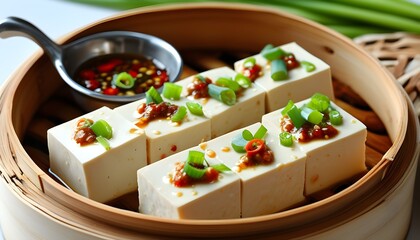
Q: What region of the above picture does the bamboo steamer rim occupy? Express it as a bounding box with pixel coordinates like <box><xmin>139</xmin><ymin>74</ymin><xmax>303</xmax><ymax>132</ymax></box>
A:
<box><xmin>0</xmin><ymin>2</ymin><xmax>416</xmax><ymax>238</ymax></box>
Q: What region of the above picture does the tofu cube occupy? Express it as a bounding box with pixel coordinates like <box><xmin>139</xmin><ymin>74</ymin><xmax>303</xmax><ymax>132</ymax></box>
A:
<box><xmin>234</xmin><ymin>42</ymin><xmax>334</xmax><ymax>112</ymax></box>
<box><xmin>47</xmin><ymin>106</ymin><xmax>147</xmax><ymax>203</ymax></box>
<box><xmin>176</xmin><ymin>66</ymin><xmax>266</xmax><ymax>138</ymax></box>
<box><xmin>262</xmin><ymin>100</ymin><xmax>367</xmax><ymax>195</ymax></box>
<box><xmin>114</xmin><ymin>98</ymin><xmax>211</xmax><ymax>164</ymax></box>
<box><xmin>138</xmin><ymin>146</ymin><xmax>241</xmax><ymax>219</ymax></box>
<box><xmin>203</xmin><ymin>123</ymin><xmax>306</xmax><ymax>217</ymax></box>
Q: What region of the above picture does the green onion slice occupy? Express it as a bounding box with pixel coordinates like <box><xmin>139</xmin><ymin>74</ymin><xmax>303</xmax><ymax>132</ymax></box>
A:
<box><xmin>146</xmin><ymin>86</ymin><xmax>163</xmax><ymax>104</ymax></box>
<box><xmin>96</xmin><ymin>135</ymin><xmax>111</xmax><ymax>150</ymax></box>
<box><xmin>186</xmin><ymin>102</ymin><xmax>204</xmax><ymax>116</ymax></box>
<box><xmin>208</xmin><ymin>84</ymin><xmax>236</xmax><ymax>106</ymax></box>
<box><xmin>300</xmin><ymin>61</ymin><xmax>316</xmax><ymax>72</ymax></box>
<box><xmin>301</xmin><ymin>107</ymin><xmax>324</xmax><ymax>125</ymax></box>
<box><xmin>216</xmin><ymin>77</ymin><xmax>241</xmax><ymax>92</ymax></box>
<box><xmin>242</xmin><ymin>129</ymin><xmax>254</xmax><ymax>141</ymax></box>
<box><xmin>90</xmin><ymin>119</ymin><xmax>113</xmax><ymax>139</ymax></box>
<box><xmin>184</xmin><ymin>151</ymin><xmax>207</xmax><ymax>179</ymax></box>
<box><xmin>307</xmin><ymin>93</ymin><xmax>330</xmax><ymax>112</ymax></box>
<box><xmin>279</xmin><ymin>132</ymin><xmax>293</xmax><ymax>147</ymax></box>
<box><xmin>287</xmin><ymin>105</ymin><xmax>306</xmax><ymax>129</ymax></box>
<box><xmin>235</xmin><ymin>73</ymin><xmax>252</xmax><ymax>89</ymax></box>
<box><xmin>281</xmin><ymin>100</ymin><xmax>295</xmax><ymax>116</ymax></box>
<box><xmin>271</xmin><ymin>59</ymin><xmax>288</xmax><ymax>81</ymax></box>
<box><xmin>212</xmin><ymin>164</ymin><xmax>231</xmax><ymax>173</ymax></box>
<box><xmin>231</xmin><ymin>132</ymin><xmax>248</xmax><ymax>153</ymax></box>
<box><xmin>243</xmin><ymin>57</ymin><xmax>256</xmax><ymax>68</ymax></box>
<box><xmin>329</xmin><ymin>110</ymin><xmax>343</xmax><ymax>125</ymax></box>
<box><xmin>162</xmin><ymin>82</ymin><xmax>182</xmax><ymax>100</ymax></box>
<box><xmin>113</xmin><ymin>72</ymin><xmax>135</xmax><ymax>89</ymax></box>
<box><xmin>261</xmin><ymin>44</ymin><xmax>287</xmax><ymax>61</ymax></box>
<box><xmin>253</xmin><ymin>125</ymin><xmax>267</xmax><ymax>139</ymax></box>
<box><xmin>171</xmin><ymin>106</ymin><xmax>187</xmax><ymax>122</ymax></box>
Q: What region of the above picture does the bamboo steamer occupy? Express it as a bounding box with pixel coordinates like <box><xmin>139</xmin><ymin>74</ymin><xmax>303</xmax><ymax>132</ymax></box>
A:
<box><xmin>0</xmin><ymin>3</ymin><xmax>419</xmax><ymax>239</ymax></box>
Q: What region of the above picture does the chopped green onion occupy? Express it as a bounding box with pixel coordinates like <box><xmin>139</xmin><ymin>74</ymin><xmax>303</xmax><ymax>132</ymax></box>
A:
<box><xmin>162</xmin><ymin>82</ymin><xmax>182</xmax><ymax>100</ymax></box>
<box><xmin>234</xmin><ymin>73</ymin><xmax>252</xmax><ymax>89</ymax></box>
<box><xmin>171</xmin><ymin>106</ymin><xmax>187</xmax><ymax>122</ymax></box>
<box><xmin>281</xmin><ymin>100</ymin><xmax>295</xmax><ymax>116</ymax></box>
<box><xmin>90</xmin><ymin>119</ymin><xmax>113</xmax><ymax>139</ymax></box>
<box><xmin>243</xmin><ymin>57</ymin><xmax>256</xmax><ymax>68</ymax></box>
<box><xmin>195</xmin><ymin>75</ymin><xmax>207</xmax><ymax>83</ymax></box>
<box><xmin>186</xmin><ymin>102</ymin><xmax>204</xmax><ymax>116</ymax></box>
<box><xmin>261</xmin><ymin>44</ymin><xmax>286</xmax><ymax>61</ymax></box>
<box><xmin>242</xmin><ymin>129</ymin><xmax>254</xmax><ymax>141</ymax></box>
<box><xmin>287</xmin><ymin>105</ymin><xmax>306</xmax><ymax>129</ymax></box>
<box><xmin>300</xmin><ymin>61</ymin><xmax>316</xmax><ymax>72</ymax></box>
<box><xmin>184</xmin><ymin>151</ymin><xmax>207</xmax><ymax>179</ymax></box>
<box><xmin>279</xmin><ymin>132</ymin><xmax>293</xmax><ymax>147</ymax></box>
<box><xmin>113</xmin><ymin>72</ymin><xmax>135</xmax><ymax>89</ymax></box>
<box><xmin>271</xmin><ymin>59</ymin><xmax>288</xmax><ymax>81</ymax></box>
<box><xmin>231</xmin><ymin>132</ymin><xmax>248</xmax><ymax>153</ymax></box>
<box><xmin>96</xmin><ymin>135</ymin><xmax>111</xmax><ymax>150</ymax></box>
<box><xmin>208</xmin><ymin>84</ymin><xmax>236</xmax><ymax>106</ymax></box>
<box><xmin>329</xmin><ymin>110</ymin><xmax>343</xmax><ymax>125</ymax></box>
<box><xmin>216</xmin><ymin>77</ymin><xmax>241</xmax><ymax>92</ymax></box>
<box><xmin>253</xmin><ymin>125</ymin><xmax>267</xmax><ymax>139</ymax></box>
<box><xmin>212</xmin><ymin>164</ymin><xmax>231</xmax><ymax>173</ymax></box>
<box><xmin>307</xmin><ymin>93</ymin><xmax>330</xmax><ymax>112</ymax></box>
<box><xmin>146</xmin><ymin>86</ymin><xmax>163</xmax><ymax>104</ymax></box>
<box><xmin>301</xmin><ymin>106</ymin><xmax>324</xmax><ymax>125</ymax></box>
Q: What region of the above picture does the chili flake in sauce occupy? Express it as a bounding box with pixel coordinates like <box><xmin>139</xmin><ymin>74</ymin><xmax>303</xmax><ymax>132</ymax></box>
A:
<box><xmin>75</xmin><ymin>53</ymin><xmax>169</xmax><ymax>96</ymax></box>
<box><xmin>186</xmin><ymin>75</ymin><xmax>212</xmax><ymax>99</ymax></box>
<box><xmin>135</xmin><ymin>102</ymin><xmax>179</xmax><ymax>128</ymax></box>
<box><xmin>237</xmin><ymin>139</ymin><xmax>274</xmax><ymax>171</ymax></box>
<box><xmin>170</xmin><ymin>162</ymin><xmax>220</xmax><ymax>188</ymax></box>
<box><xmin>281</xmin><ymin>116</ymin><xmax>339</xmax><ymax>143</ymax></box>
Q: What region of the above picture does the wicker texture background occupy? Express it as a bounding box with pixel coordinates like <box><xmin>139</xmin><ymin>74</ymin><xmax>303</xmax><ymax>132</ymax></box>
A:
<box><xmin>355</xmin><ymin>32</ymin><xmax>420</xmax><ymax>117</ymax></box>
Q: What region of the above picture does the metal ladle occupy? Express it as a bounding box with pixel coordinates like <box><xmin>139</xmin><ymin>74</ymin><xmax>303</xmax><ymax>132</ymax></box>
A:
<box><xmin>0</xmin><ymin>16</ymin><xmax>183</xmax><ymax>110</ymax></box>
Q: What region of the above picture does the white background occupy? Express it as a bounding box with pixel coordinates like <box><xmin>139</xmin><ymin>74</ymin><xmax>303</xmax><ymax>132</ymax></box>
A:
<box><xmin>0</xmin><ymin>0</ymin><xmax>419</xmax><ymax>239</ymax></box>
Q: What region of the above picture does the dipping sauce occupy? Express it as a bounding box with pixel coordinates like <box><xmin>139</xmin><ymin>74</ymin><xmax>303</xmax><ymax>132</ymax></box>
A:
<box><xmin>75</xmin><ymin>53</ymin><xmax>169</xmax><ymax>96</ymax></box>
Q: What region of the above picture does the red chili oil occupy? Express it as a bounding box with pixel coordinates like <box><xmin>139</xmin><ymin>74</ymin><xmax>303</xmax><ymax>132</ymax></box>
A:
<box><xmin>242</xmin><ymin>63</ymin><xmax>262</xmax><ymax>82</ymax></box>
<box><xmin>186</xmin><ymin>75</ymin><xmax>212</xmax><ymax>98</ymax></box>
<box><xmin>237</xmin><ymin>139</ymin><xmax>274</xmax><ymax>171</ymax></box>
<box><xmin>75</xmin><ymin>53</ymin><xmax>169</xmax><ymax>96</ymax></box>
<box><xmin>73</xmin><ymin>118</ymin><xmax>96</xmax><ymax>146</ymax></box>
<box><xmin>171</xmin><ymin>162</ymin><xmax>219</xmax><ymax>187</ymax></box>
<box><xmin>135</xmin><ymin>102</ymin><xmax>179</xmax><ymax>128</ymax></box>
<box><xmin>280</xmin><ymin>116</ymin><xmax>339</xmax><ymax>143</ymax></box>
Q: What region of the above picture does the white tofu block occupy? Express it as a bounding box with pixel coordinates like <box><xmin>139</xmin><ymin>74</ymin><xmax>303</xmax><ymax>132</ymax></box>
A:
<box><xmin>262</xmin><ymin>100</ymin><xmax>367</xmax><ymax>195</ymax></box>
<box><xmin>234</xmin><ymin>42</ymin><xmax>334</xmax><ymax>112</ymax></box>
<box><xmin>138</xmin><ymin>146</ymin><xmax>241</xmax><ymax>219</ymax></box>
<box><xmin>47</xmin><ymin>107</ymin><xmax>147</xmax><ymax>203</ymax></box>
<box><xmin>203</xmin><ymin>123</ymin><xmax>306</xmax><ymax>218</ymax></box>
<box><xmin>114</xmin><ymin>98</ymin><xmax>211</xmax><ymax>164</ymax></box>
<box><xmin>176</xmin><ymin>66</ymin><xmax>266</xmax><ymax>138</ymax></box>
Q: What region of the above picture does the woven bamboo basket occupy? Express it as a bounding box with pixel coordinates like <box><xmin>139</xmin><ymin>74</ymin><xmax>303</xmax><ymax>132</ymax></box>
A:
<box><xmin>0</xmin><ymin>3</ymin><xmax>419</xmax><ymax>239</ymax></box>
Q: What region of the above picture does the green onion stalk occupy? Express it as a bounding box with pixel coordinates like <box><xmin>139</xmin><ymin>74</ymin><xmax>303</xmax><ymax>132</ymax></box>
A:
<box><xmin>66</xmin><ymin>0</ymin><xmax>420</xmax><ymax>38</ymax></box>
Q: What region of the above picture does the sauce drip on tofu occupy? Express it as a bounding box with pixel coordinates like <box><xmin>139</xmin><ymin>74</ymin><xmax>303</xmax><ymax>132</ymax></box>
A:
<box><xmin>135</xmin><ymin>102</ymin><xmax>179</xmax><ymax>128</ymax></box>
<box><xmin>73</xmin><ymin>118</ymin><xmax>96</xmax><ymax>146</ymax></box>
<box><xmin>280</xmin><ymin>117</ymin><xmax>339</xmax><ymax>143</ymax></box>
